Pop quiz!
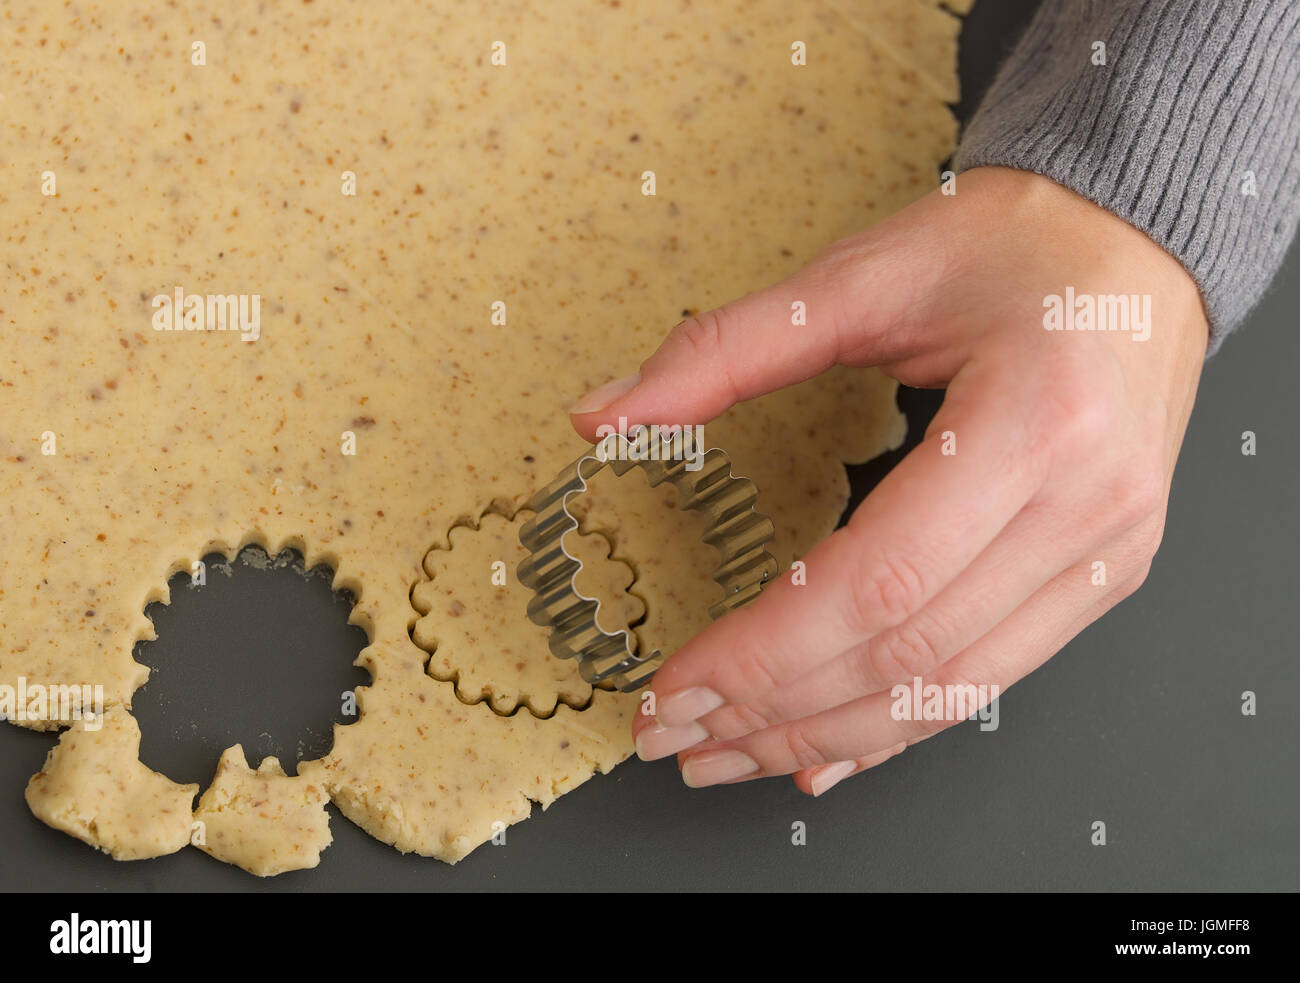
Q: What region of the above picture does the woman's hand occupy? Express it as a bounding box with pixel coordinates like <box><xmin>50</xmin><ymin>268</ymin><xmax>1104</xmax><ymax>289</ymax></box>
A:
<box><xmin>569</xmin><ymin>166</ymin><xmax>1209</xmax><ymax>797</ymax></box>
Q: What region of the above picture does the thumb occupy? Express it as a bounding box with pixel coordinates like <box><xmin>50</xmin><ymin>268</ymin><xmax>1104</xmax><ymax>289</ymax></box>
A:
<box><xmin>567</xmin><ymin>224</ymin><xmax>928</xmax><ymax>440</ymax></box>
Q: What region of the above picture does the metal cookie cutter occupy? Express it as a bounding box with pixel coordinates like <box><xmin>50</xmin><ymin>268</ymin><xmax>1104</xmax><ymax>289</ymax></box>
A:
<box><xmin>517</xmin><ymin>425</ymin><xmax>779</xmax><ymax>691</ymax></box>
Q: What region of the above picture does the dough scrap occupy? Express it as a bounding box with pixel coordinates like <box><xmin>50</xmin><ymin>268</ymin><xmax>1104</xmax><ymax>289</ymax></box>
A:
<box><xmin>192</xmin><ymin>745</ymin><xmax>333</xmax><ymax>877</ymax></box>
<box><xmin>1</xmin><ymin>0</ymin><xmax>966</xmax><ymax>871</ymax></box>
<box><xmin>25</xmin><ymin>709</ymin><xmax>198</xmax><ymax>861</ymax></box>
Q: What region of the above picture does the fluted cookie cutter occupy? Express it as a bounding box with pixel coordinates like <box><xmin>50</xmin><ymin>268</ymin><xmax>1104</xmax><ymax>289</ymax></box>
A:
<box><xmin>517</xmin><ymin>425</ymin><xmax>779</xmax><ymax>691</ymax></box>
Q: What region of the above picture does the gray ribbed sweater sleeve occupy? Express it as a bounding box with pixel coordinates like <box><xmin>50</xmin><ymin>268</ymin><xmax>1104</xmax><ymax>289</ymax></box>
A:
<box><xmin>953</xmin><ymin>0</ymin><xmax>1300</xmax><ymax>353</ymax></box>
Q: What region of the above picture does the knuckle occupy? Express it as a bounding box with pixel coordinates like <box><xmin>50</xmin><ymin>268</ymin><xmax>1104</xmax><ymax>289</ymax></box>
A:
<box><xmin>1117</xmin><ymin>468</ymin><xmax>1165</xmax><ymax>525</ymax></box>
<box><xmin>920</xmin><ymin>714</ymin><xmax>956</xmax><ymax>739</ymax></box>
<box><xmin>664</xmin><ymin>307</ymin><xmax>742</xmax><ymax>403</ymax></box>
<box><xmin>906</xmin><ymin>705</ymin><xmax>957</xmax><ymax>741</ymax></box>
<box><xmin>808</xmin><ymin>234</ymin><xmax>872</xmax><ymax>285</ymax></box>
<box><xmin>1107</xmin><ymin>553</ymin><xmax>1155</xmax><ymax>605</ymax></box>
<box><xmin>778</xmin><ymin>725</ymin><xmax>831</xmax><ymax>771</ymax></box>
<box><xmin>1122</xmin><ymin>540</ymin><xmax>1160</xmax><ymax>596</ymax></box>
<box><xmin>1037</xmin><ymin>374</ymin><xmax>1114</xmax><ymax>453</ymax></box>
<box><xmin>730</xmin><ymin>640</ymin><xmax>783</xmax><ymax>697</ymax></box>
<box><xmin>915</xmin><ymin>669</ymin><xmax>981</xmax><ymax>737</ymax></box>
<box><xmin>1131</xmin><ymin>511</ymin><xmax>1167</xmax><ymax>562</ymax></box>
<box><xmin>884</xmin><ymin>740</ymin><xmax>910</xmax><ymax>758</ymax></box>
<box><xmin>846</xmin><ymin>552</ymin><xmax>929</xmax><ymax>634</ymax></box>
<box><xmin>864</xmin><ymin>619</ymin><xmax>944</xmax><ymax>687</ymax></box>
<box><xmin>672</xmin><ymin>309</ymin><xmax>727</xmax><ymax>364</ymax></box>
<box><xmin>1089</xmin><ymin>585</ymin><xmax>1130</xmax><ymax>620</ymax></box>
<box><xmin>725</xmin><ymin>699</ymin><xmax>778</xmax><ymax>735</ymax></box>
<box><xmin>1113</xmin><ymin>568</ymin><xmax>1149</xmax><ymax>603</ymax></box>
<box><xmin>1131</xmin><ymin>557</ymin><xmax>1155</xmax><ymax>589</ymax></box>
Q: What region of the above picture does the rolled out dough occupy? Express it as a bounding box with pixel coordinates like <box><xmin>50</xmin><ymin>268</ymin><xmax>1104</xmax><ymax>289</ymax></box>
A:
<box><xmin>1</xmin><ymin>0</ymin><xmax>969</xmax><ymax>874</ymax></box>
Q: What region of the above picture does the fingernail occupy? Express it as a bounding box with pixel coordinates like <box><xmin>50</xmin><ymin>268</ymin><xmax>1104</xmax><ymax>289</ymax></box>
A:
<box><xmin>810</xmin><ymin>760</ymin><xmax>857</xmax><ymax>797</ymax></box>
<box><xmin>656</xmin><ymin>686</ymin><xmax>724</xmax><ymax>728</ymax></box>
<box><xmin>635</xmin><ymin>721</ymin><xmax>710</xmax><ymax>761</ymax></box>
<box><xmin>569</xmin><ymin>373</ymin><xmax>640</xmax><ymax>415</ymax></box>
<box><xmin>681</xmin><ymin>749</ymin><xmax>759</xmax><ymax>788</ymax></box>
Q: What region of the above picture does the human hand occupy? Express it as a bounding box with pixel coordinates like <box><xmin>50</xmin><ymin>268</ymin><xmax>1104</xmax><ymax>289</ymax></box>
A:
<box><xmin>569</xmin><ymin>166</ymin><xmax>1209</xmax><ymax>796</ymax></box>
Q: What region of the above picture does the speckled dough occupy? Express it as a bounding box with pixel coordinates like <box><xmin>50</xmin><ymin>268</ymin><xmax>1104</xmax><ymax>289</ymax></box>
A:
<box><xmin>1</xmin><ymin>0</ymin><xmax>968</xmax><ymax>874</ymax></box>
<box><xmin>192</xmin><ymin>746</ymin><xmax>333</xmax><ymax>877</ymax></box>
<box><xmin>25</xmin><ymin>709</ymin><xmax>198</xmax><ymax>861</ymax></box>
<box><xmin>412</xmin><ymin>513</ymin><xmax>643</xmax><ymax>716</ymax></box>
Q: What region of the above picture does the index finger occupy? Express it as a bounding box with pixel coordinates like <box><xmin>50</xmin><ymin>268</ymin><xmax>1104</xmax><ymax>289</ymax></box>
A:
<box><xmin>568</xmin><ymin>219</ymin><xmax>943</xmax><ymax>440</ymax></box>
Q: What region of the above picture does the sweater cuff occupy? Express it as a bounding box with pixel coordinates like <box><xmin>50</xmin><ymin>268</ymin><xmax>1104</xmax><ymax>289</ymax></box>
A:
<box><xmin>953</xmin><ymin>0</ymin><xmax>1300</xmax><ymax>354</ymax></box>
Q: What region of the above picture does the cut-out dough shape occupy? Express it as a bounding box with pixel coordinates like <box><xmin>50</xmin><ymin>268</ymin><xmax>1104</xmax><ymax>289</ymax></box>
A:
<box><xmin>412</xmin><ymin>512</ymin><xmax>642</xmax><ymax>716</ymax></box>
<box><xmin>193</xmin><ymin>745</ymin><xmax>333</xmax><ymax>877</ymax></box>
<box><xmin>2</xmin><ymin>0</ymin><xmax>966</xmax><ymax>871</ymax></box>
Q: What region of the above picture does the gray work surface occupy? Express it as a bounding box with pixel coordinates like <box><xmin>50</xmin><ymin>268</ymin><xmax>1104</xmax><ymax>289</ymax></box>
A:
<box><xmin>4</xmin><ymin>1</ymin><xmax>1296</xmax><ymax>892</ymax></box>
